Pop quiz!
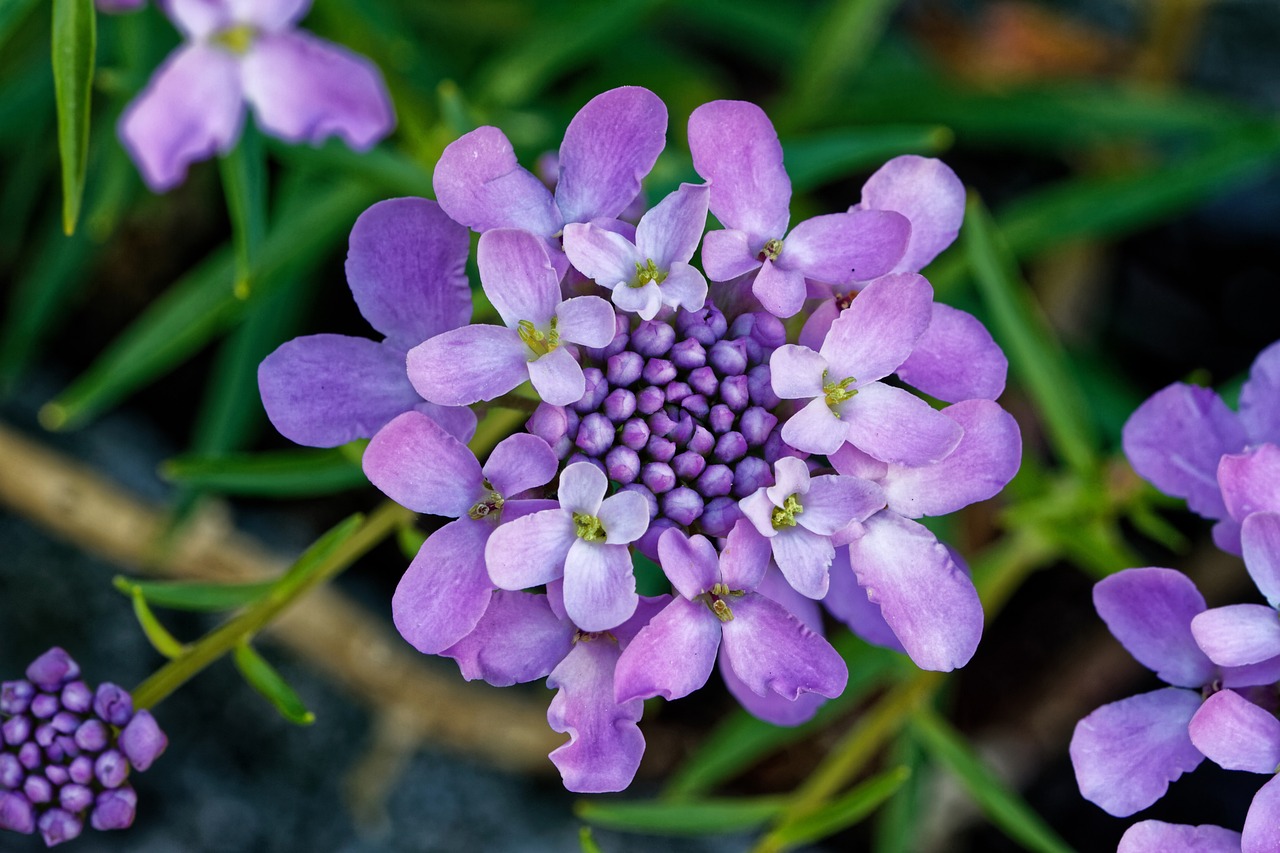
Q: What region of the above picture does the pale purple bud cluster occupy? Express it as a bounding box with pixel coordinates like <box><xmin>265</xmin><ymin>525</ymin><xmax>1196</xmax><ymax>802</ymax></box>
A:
<box><xmin>1</xmin><ymin>649</ymin><xmax>166</xmax><ymax>847</ymax></box>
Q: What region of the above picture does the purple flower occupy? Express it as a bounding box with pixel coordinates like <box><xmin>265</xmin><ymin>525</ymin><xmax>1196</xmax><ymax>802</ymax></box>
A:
<box><xmin>738</xmin><ymin>456</ymin><xmax>885</xmax><ymax>599</ymax></box>
<box><xmin>259</xmin><ymin>198</ymin><xmax>477</xmax><ymax>448</ymax></box>
<box><xmin>563</xmin><ymin>182</ymin><xmax>710</xmax><ymax>320</ymax></box>
<box><xmin>769</xmin><ymin>273</ymin><xmax>962</xmax><ymax>464</ymax></box>
<box><xmin>1118</xmin><ymin>821</ymin><xmax>1242</xmax><ymax>852</ymax></box>
<box><xmin>1</xmin><ymin>649</ymin><xmax>165</xmax><ymax>846</ymax></box>
<box><xmin>688</xmin><ymin>100</ymin><xmax>910</xmax><ymax>318</ymax></box>
<box><xmin>361</xmin><ymin>411</ymin><xmax>558</xmax><ymax>654</ymax></box>
<box><xmin>614</xmin><ymin>522</ymin><xmax>847</xmax><ymax>708</ymax></box>
<box><xmin>1188</xmin><ymin>690</ymin><xmax>1280</xmax><ymax>853</ymax></box>
<box><xmin>485</xmin><ymin>461</ymin><xmax>651</xmax><ymax>631</ymax></box>
<box><xmin>119</xmin><ymin>0</ymin><xmax>394</xmax><ymax>192</ymax></box>
<box><xmin>434</xmin><ymin>87</ymin><xmax>667</xmax><ymax>278</ymax></box>
<box><xmin>408</xmin><ymin>229</ymin><xmax>616</xmax><ymax>407</ymax></box>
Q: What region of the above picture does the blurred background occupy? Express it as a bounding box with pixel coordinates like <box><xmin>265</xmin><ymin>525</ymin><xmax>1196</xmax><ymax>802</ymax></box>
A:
<box><xmin>2</xmin><ymin>0</ymin><xmax>1280</xmax><ymax>849</ymax></box>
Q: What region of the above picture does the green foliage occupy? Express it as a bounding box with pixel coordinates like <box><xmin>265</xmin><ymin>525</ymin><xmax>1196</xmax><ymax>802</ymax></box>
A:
<box><xmin>50</xmin><ymin>0</ymin><xmax>95</xmax><ymax>235</ymax></box>
<box><xmin>232</xmin><ymin>642</ymin><xmax>317</xmax><ymax>726</ymax></box>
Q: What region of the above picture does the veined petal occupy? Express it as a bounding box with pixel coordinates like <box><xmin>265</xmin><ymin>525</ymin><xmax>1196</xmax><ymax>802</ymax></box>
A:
<box><xmin>1243</xmin><ymin>513</ymin><xmax>1280</xmax><ymax>610</ymax></box>
<box><xmin>718</xmin><ymin>520</ymin><xmax>772</xmax><ymax>593</ymax></box>
<box><xmin>412</xmin><ymin>400</ymin><xmax>477</xmax><ymax>444</ymax></box>
<box><xmin>1243</xmin><ymin>774</ymin><xmax>1280</xmax><ymax>853</ymax></box>
<box><xmin>528</xmin><ymin>346</ymin><xmax>586</xmax><ymax>406</ymax></box>
<box><xmin>1119</xmin><ymin>821</ymin><xmax>1242</xmax><ymax>853</ymax></box>
<box><xmin>483</xmin><ymin>433</ymin><xmax>558</xmax><ymax>499</ymax></box>
<box><xmin>345</xmin><ymin>198</ymin><xmax>471</xmax><ymax>350</ymax></box>
<box><xmin>1242</xmin><ymin>340</ymin><xmax>1280</xmax><ymax>445</ymax></box>
<box><xmin>799</xmin><ymin>475</ymin><xmax>885</xmax><ymax>535</ymax></box>
<box><xmin>820</xmin><ymin>273</ymin><xmax>934</xmax><ymax>382</ymax></box>
<box><xmin>610</xmin><ymin>280</ymin><xmax>662</xmax><ymax>320</ymax></box>
<box><xmin>556</xmin><ymin>86</ymin><xmax>667</xmax><ymax>224</ymax></box>
<box><xmin>721</xmin><ymin>594</ymin><xmax>847</xmax><ymax>700</ymax></box>
<box><xmin>857</xmin><ymin>155</ymin><xmax>965</xmax><ymax>274</ymax></box>
<box><xmin>781</xmin><ymin>210</ymin><xmax>909</xmax><ymax>285</ymax></box>
<box><xmin>766</xmin><ymin>456</ymin><xmax>812</xmax><ymax>506</ymax></box>
<box><xmin>841</xmin><ymin>381</ymin><xmax>963</xmax><ymax>466</ymax></box>
<box><xmin>598</xmin><ymin>490</ymin><xmax>651</xmax><ymax>546</ymax></box>
<box><xmin>1094</xmin><ymin>568</ymin><xmax>1215</xmax><ymax>688</ymax></box>
<box><xmin>824</xmin><ymin>546</ymin><xmax>906</xmax><ymax>653</ymax></box>
<box><xmin>547</xmin><ymin>640</ymin><xmax>645</xmax><ymax>793</ymax></box>
<box><xmin>434</xmin><ymin>126</ymin><xmax>561</xmax><ymax>237</ymax></box>
<box><xmin>442</xmin><ymin>591</ymin><xmax>572</xmax><ymax>686</ymax></box>
<box><xmin>770</xmin><ymin>526</ymin><xmax>834</xmax><ymax>600</ymax></box>
<box><xmin>884</xmin><ymin>400</ymin><xmax>1022</xmax><ymax>518</ymax></box>
<box><xmin>739</xmin><ymin>488</ymin><xmax>780</xmax><ymax>539</ymax></box>
<box><xmin>701</xmin><ymin>229</ymin><xmax>762</xmax><ymax>282</ymax></box>
<box><xmin>1189</xmin><ymin>689</ymin><xmax>1280</xmax><ymax>773</ymax></box>
<box><xmin>720</xmin><ymin>656</ymin><xmax>826</xmax><ymax>726</ymax></box>
<box><xmin>751</xmin><ymin>260</ymin><xmax>807</xmax><ymax>319</ymax></box>
<box><xmin>558</xmin><ymin>460</ymin><xmax>609</xmax><ymax>515</ymax></box>
<box><xmin>258</xmin><ymin>335</ymin><xmax>419</xmax><ymax>447</ymax></box>
<box><xmin>1192</xmin><ymin>604</ymin><xmax>1280</xmax><ymax>668</ymax></box>
<box><xmin>614</xmin><ymin>598</ymin><xmax>720</xmax><ymax>703</ymax></box>
<box><xmin>477</xmin><ymin>228</ymin><xmax>561</xmax><ymax>328</ymax></box>
<box><xmin>562</xmin><ymin>223</ymin><xmax>641</xmax><ymax>290</ymax></box>
<box><xmin>1069</xmin><ymin>687</ymin><xmax>1204</xmax><ymax>817</ymax></box>
<box><xmin>657</xmin><ymin>529</ymin><xmax>719</xmax><ymax>599</ymax></box>
<box><xmin>392</xmin><ymin>519</ymin><xmax>494</xmax><ymax>654</ymax></box>
<box><xmin>688</xmin><ymin>100</ymin><xmax>790</xmax><ymax>243</ymax></box>
<box><xmin>847</xmin><ymin>512</ymin><xmax>981</xmax><ymax>670</ymax></box>
<box><xmin>781</xmin><ymin>397</ymin><xmax>850</xmax><ymax>456</ymax></box>
<box><xmin>1220</xmin><ymin>445</ymin><xmax>1280</xmax><ymax>523</ymax></box>
<box><xmin>119</xmin><ymin>44</ymin><xmax>244</xmax><ymax>192</ymax></box>
<box><xmin>485</xmin><ymin>509</ymin><xmax>576</xmax><ymax>590</ymax></box>
<box><xmin>563</xmin><ymin>540</ymin><xmax>638</xmax><ymax>632</ymax></box>
<box><xmin>798</xmin><ymin>298</ymin><xmax>839</xmax><ymax>352</ymax></box>
<box><xmin>896</xmin><ymin>303</ymin><xmax>1008</xmax><ymax>403</ymax></box>
<box><xmin>407</xmin><ymin>324</ymin><xmax>529</xmax><ymax>406</ymax></box>
<box><xmin>227</xmin><ymin>0</ymin><xmax>310</xmax><ymax>31</ymax></box>
<box><xmin>658</xmin><ymin>264</ymin><xmax>708</xmax><ymax>315</ymax></box>
<box><xmin>637</xmin><ymin>183</ymin><xmax>709</xmax><ymax>268</ymax></box>
<box><xmin>769</xmin><ymin>345</ymin><xmax>828</xmax><ymax>399</ymax></box>
<box><xmin>362</xmin><ymin>410</ymin><xmax>482</xmax><ymax>516</ymax></box>
<box><xmin>241</xmin><ymin>32</ymin><xmax>393</xmax><ymax>151</ymax></box>
<box><xmin>556</xmin><ymin>296</ymin><xmax>617</xmax><ymax>348</ymax></box>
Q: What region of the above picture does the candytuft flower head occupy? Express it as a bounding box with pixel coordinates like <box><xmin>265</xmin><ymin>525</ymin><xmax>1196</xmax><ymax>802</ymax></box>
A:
<box><xmin>1</xmin><ymin>648</ymin><xmax>166</xmax><ymax>847</ymax></box>
<box><xmin>120</xmin><ymin>0</ymin><xmax>395</xmax><ymax>191</ymax></box>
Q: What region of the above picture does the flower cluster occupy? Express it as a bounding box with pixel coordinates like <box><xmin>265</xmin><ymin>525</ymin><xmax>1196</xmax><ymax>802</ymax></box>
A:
<box><xmin>260</xmin><ymin>87</ymin><xmax>1020</xmax><ymax>791</ymax></box>
<box><xmin>1</xmin><ymin>649</ymin><xmax>166</xmax><ymax>847</ymax></box>
<box><xmin>1072</xmin><ymin>340</ymin><xmax>1280</xmax><ymax>852</ymax></box>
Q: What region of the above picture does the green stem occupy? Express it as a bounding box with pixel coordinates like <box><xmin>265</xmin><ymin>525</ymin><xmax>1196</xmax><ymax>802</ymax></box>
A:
<box><xmin>131</xmin><ymin>500</ymin><xmax>412</xmax><ymax>710</ymax></box>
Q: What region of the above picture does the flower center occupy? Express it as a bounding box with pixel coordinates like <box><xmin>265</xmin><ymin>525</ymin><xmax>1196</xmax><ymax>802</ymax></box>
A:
<box><xmin>632</xmin><ymin>258</ymin><xmax>667</xmax><ymax>288</ymax></box>
<box><xmin>467</xmin><ymin>481</ymin><xmax>505</xmax><ymax>520</ymax></box>
<box><xmin>758</xmin><ymin>238</ymin><xmax>784</xmax><ymax>262</ymax></box>
<box><xmin>823</xmin><ymin>372</ymin><xmax>857</xmax><ymax>413</ymax></box>
<box><xmin>702</xmin><ymin>582</ymin><xmax>744</xmax><ymax>623</ymax></box>
<box><xmin>572</xmin><ymin>630</ymin><xmax>618</xmax><ymax>644</ymax></box>
<box><xmin>771</xmin><ymin>494</ymin><xmax>803</xmax><ymax>529</ymax></box>
<box><xmin>518</xmin><ymin>317</ymin><xmax>560</xmax><ymax>357</ymax></box>
<box><xmin>834</xmin><ymin>290</ymin><xmax>857</xmax><ymax>311</ymax></box>
<box><xmin>573</xmin><ymin>512</ymin><xmax>606</xmax><ymax>542</ymax></box>
<box><xmin>212</xmin><ymin>24</ymin><xmax>257</xmax><ymax>54</ymax></box>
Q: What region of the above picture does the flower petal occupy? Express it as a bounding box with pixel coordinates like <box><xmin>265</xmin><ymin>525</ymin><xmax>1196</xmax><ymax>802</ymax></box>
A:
<box><xmin>1189</xmin><ymin>688</ymin><xmax>1280</xmax><ymax>773</ymax></box>
<box><xmin>751</xmin><ymin>259</ymin><xmax>807</xmax><ymax>319</ymax></box>
<box><xmin>1220</xmin><ymin>445</ymin><xmax>1280</xmax><ymax>523</ymax></box>
<box><xmin>229</xmin><ymin>0</ymin><xmax>310</xmax><ymax>31</ymax></box>
<box><xmin>433</xmin><ymin>125</ymin><xmax>561</xmax><ymax>236</ymax></box>
<box><xmin>1069</xmin><ymin>687</ymin><xmax>1204</xmax><ymax>817</ymax></box>
<box><xmin>562</xmin><ymin>222</ymin><xmax>641</xmax><ymax>289</ymax></box>
<box><xmin>896</xmin><ymin>303</ymin><xmax>1008</xmax><ymax>402</ymax></box>
<box><xmin>482</xmin><ymin>433</ymin><xmax>558</xmax><ymax>499</ymax></box>
<box><xmin>528</xmin><ymin>346</ymin><xmax>587</xmax><ymax>406</ymax></box>
<box><xmin>1243</xmin><ymin>774</ymin><xmax>1280</xmax><ymax>853</ymax></box>
<box><xmin>820</xmin><ymin>273</ymin><xmax>934</xmax><ymax>382</ymax></box>
<box><xmin>766</xmin><ymin>456</ymin><xmax>812</xmax><ymax>506</ymax></box>
<box><xmin>719</xmin><ymin>656</ymin><xmax>826</xmax><ymax>726</ymax></box>
<box><xmin>1119</xmin><ymin>820</ymin><xmax>1242</xmax><ymax>853</ymax></box>
<box><xmin>847</xmin><ymin>512</ymin><xmax>981</xmax><ymax>670</ymax></box>
<box><xmin>344</xmin><ymin>198</ymin><xmax>471</xmax><ymax>349</ymax></box>
<box><xmin>562</xmin><ymin>540</ymin><xmax>638</xmax><ymax>632</ymax></box>
<box><xmin>485</xmin><ymin>508</ymin><xmax>576</xmax><ymax>590</ymax></box>
<box><xmin>610</xmin><ymin>279</ymin><xmax>662</xmax><ymax>320</ymax></box>
<box><xmin>547</xmin><ymin>640</ymin><xmax>645</xmax><ymax>793</ymax></box>
<box><xmin>1243</xmin><ymin>513</ymin><xmax>1280</xmax><ymax>610</ymax></box>
<box><xmin>1241</xmin><ymin>340</ymin><xmax>1280</xmax><ymax>446</ymax></box>
<box><xmin>781</xmin><ymin>397</ymin><xmax>849</xmax><ymax>456</ymax></box>
<box><xmin>118</xmin><ymin>44</ymin><xmax>243</xmax><ymax>192</ymax></box>
<box><xmin>558</xmin><ymin>460</ymin><xmax>609</xmax><ymax>515</ymax></box>
<box><xmin>769</xmin><ymin>345</ymin><xmax>828</xmax><ymax>400</ymax></box>
<box><xmin>613</xmin><ymin>598</ymin><xmax>720</xmax><ymax>703</ymax></box>
<box><xmin>857</xmin><ymin>155</ymin><xmax>965</xmax><ymax>274</ymax></box>
<box><xmin>841</xmin><ymin>381</ymin><xmax>963</xmax><ymax>466</ymax></box>
<box><xmin>407</xmin><ymin>324</ymin><xmax>530</xmax><ymax>406</ymax></box>
<box><xmin>1192</xmin><ymin>604</ymin><xmax>1280</xmax><ymax>668</ymax></box>
<box><xmin>719</xmin><ymin>520</ymin><xmax>772</xmax><ymax>592</ymax></box>
<box><xmin>823</xmin><ymin>545</ymin><xmax>906</xmax><ymax>653</ymax></box>
<box><xmin>165</xmin><ymin>0</ymin><xmax>234</xmax><ymax>39</ymax></box>
<box><xmin>441</xmin><ymin>590</ymin><xmax>572</xmax><ymax>686</ymax></box>
<box><xmin>701</xmin><ymin>229</ymin><xmax>762</xmax><ymax>282</ymax></box>
<box><xmin>781</xmin><ymin>210</ymin><xmax>909</xmax><ymax>285</ymax></box>
<box><xmin>477</xmin><ymin>228</ymin><xmax>562</xmax><ymax>328</ymax></box>
<box><xmin>658</xmin><ymin>264</ymin><xmax>709</xmax><ymax>315</ymax></box>
<box><xmin>657</xmin><ymin>529</ymin><xmax>720</xmax><ymax>599</ymax></box>
<box><xmin>1093</xmin><ymin>567</ymin><xmax>1216</xmax><ymax>689</ymax></box>
<box><xmin>720</xmin><ymin>594</ymin><xmax>847</xmax><ymax>700</ymax></box>
<box><xmin>556</xmin><ymin>296</ymin><xmax>617</xmax><ymax>348</ymax></box>
<box><xmin>688</xmin><ymin>100</ymin><xmax>790</xmax><ymax>243</ymax></box>
<box><xmin>636</xmin><ymin>182</ymin><xmax>709</xmax><ymax>268</ymax></box>
<box><xmin>598</xmin><ymin>489</ymin><xmax>652</xmax><ymax>546</ymax></box>
<box><xmin>770</xmin><ymin>525</ymin><xmax>834</xmax><ymax>600</ymax></box>
<box><xmin>258</xmin><ymin>335</ymin><xmax>418</xmax><ymax>447</ymax></box>
<box><xmin>361</xmin><ymin>411</ymin><xmax>482</xmax><ymax>516</ymax></box>
<box><xmin>392</xmin><ymin>519</ymin><xmax>494</xmax><ymax>654</ymax></box>
<box><xmin>555</xmin><ymin>86</ymin><xmax>667</xmax><ymax>225</ymax></box>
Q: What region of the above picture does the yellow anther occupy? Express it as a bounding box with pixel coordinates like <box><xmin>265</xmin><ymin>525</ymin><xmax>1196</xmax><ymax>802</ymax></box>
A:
<box><xmin>517</xmin><ymin>316</ymin><xmax>560</xmax><ymax>357</ymax></box>
<box><xmin>758</xmin><ymin>238</ymin><xmax>784</xmax><ymax>262</ymax></box>
<box><xmin>632</xmin><ymin>258</ymin><xmax>667</xmax><ymax>287</ymax></box>
<box><xmin>771</xmin><ymin>494</ymin><xmax>803</xmax><ymax>530</ymax></box>
<box><xmin>573</xmin><ymin>512</ymin><xmax>606</xmax><ymax>542</ymax></box>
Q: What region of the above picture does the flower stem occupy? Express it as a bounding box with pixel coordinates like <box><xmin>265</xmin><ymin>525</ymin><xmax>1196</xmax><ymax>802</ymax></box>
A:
<box><xmin>131</xmin><ymin>500</ymin><xmax>413</xmax><ymax>710</ymax></box>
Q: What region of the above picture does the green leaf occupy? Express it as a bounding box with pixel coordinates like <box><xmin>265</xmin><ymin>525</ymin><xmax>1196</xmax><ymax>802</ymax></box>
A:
<box><xmin>575</xmin><ymin>795</ymin><xmax>786</xmax><ymax>836</ymax></box>
<box><xmin>785</xmin><ymin>125</ymin><xmax>952</xmax><ymax>193</ymax></box>
<box><xmin>578</xmin><ymin>827</ymin><xmax>604</xmax><ymax>853</ymax></box>
<box><xmin>770</xmin><ymin>766</ymin><xmax>910</xmax><ymax>846</ymax></box>
<box><xmin>51</xmin><ymin>0</ymin><xmax>95</xmax><ymax>235</ymax></box>
<box><xmin>125</xmin><ymin>585</ymin><xmax>186</xmax><ymax>659</ymax></box>
<box><xmin>276</xmin><ymin>512</ymin><xmax>366</xmax><ymax>590</ymax></box>
<box><xmin>219</xmin><ymin>124</ymin><xmax>268</xmax><ymax>299</ymax></box>
<box><xmin>113</xmin><ymin>575</ymin><xmax>275</xmax><ymax>612</ymax></box>
<box><xmin>161</xmin><ymin>448</ymin><xmax>369</xmax><ymax>498</ymax></box>
<box><xmin>266</xmin><ymin>137</ymin><xmax>435</xmax><ymax>198</ymax></box>
<box><xmin>963</xmin><ymin>195</ymin><xmax>1097</xmax><ymax>476</ymax></box>
<box><xmin>873</xmin><ymin>735</ymin><xmax>927</xmax><ymax>853</ymax></box>
<box><xmin>232</xmin><ymin>642</ymin><xmax>316</xmax><ymax>725</ymax></box>
<box><xmin>910</xmin><ymin>708</ymin><xmax>1075</xmax><ymax>853</ymax></box>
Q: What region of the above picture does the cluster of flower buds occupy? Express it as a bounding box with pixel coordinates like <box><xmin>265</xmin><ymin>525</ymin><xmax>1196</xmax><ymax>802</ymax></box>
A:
<box><xmin>1072</xmin><ymin>340</ymin><xmax>1280</xmax><ymax>852</ymax></box>
<box><xmin>1</xmin><ymin>648</ymin><xmax>166</xmax><ymax>847</ymax></box>
<box><xmin>259</xmin><ymin>87</ymin><xmax>1020</xmax><ymax>791</ymax></box>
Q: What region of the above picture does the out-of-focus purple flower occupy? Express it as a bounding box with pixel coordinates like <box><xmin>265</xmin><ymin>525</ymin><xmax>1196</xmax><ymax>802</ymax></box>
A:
<box><xmin>1118</xmin><ymin>821</ymin><xmax>1242</xmax><ymax>853</ymax></box>
<box><xmin>434</xmin><ymin>87</ymin><xmax>667</xmax><ymax>278</ymax></box>
<box><xmin>259</xmin><ymin>198</ymin><xmax>477</xmax><ymax>448</ymax></box>
<box><xmin>1</xmin><ymin>649</ymin><xmax>165</xmax><ymax>847</ymax></box>
<box><xmin>485</xmin><ymin>461</ymin><xmax>650</xmax><ymax>631</ymax></box>
<box><xmin>361</xmin><ymin>411</ymin><xmax>558</xmax><ymax>655</ymax></box>
<box><xmin>119</xmin><ymin>0</ymin><xmax>394</xmax><ymax>192</ymax></box>
<box><xmin>687</xmin><ymin>100</ymin><xmax>910</xmax><ymax>318</ymax></box>
<box><xmin>408</xmin><ymin>229</ymin><xmax>616</xmax><ymax>407</ymax></box>
<box><xmin>563</xmin><ymin>182</ymin><xmax>709</xmax><ymax>320</ymax></box>
<box><xmin>614</xmin><ymin>522</ymin><xmax>847</xmax><ymax>708</ymax></box>
<box><xmin>769</xmin><ymin>272</ymin><xmax>962</xmax><ymax>464</ymax></box>
<box><xmin>738</xmin><ymin>456</ymin><xmax>884</xmax><ymax>599</ymax></box>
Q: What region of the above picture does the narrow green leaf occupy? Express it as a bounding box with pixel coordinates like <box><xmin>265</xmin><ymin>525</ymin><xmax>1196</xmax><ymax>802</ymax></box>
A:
<box><xmin>785</xmin><ymin>126</ymin><xmax>953</xmax><ymax>193</ymax></box>
<box><xmin>576</xmin><ymin>796</ymin><xmax>786</xmax><ymax>836</ymax></box>
<box><xmin>911</xmin><ymin>708</ymin><xmax>1075</xmax><ymax>853</ymax></box>
<box><xmin>51</xmin><ymin>0</ymin><xmax>95</xmax><ymax>235</ymax></box>
<box><xmin>771</xmin><ymin>766</ymin><xmax>910</xmax><ymax>846</ymax></box>
<box><xmin>578</xmin><ymin>827</ymin><xmax>604</xmax><ymax>853</ymax></box>
<box><xmin>964</xmin><ymin>195</ymin><xmax>1098</xmax><ymax>476</ymax></box>
<box><xmin>161</xmin><ymin>448</ymin><xmax>369</xmax><ymax>498</ymax></box>
<box><xmin>113</xmin><ymin>575</ymin><xmax>275</xmax><ymax>612</ymax></box>
<box><xmin>873</xmin><ymin>734</ymin><xmax>927</xmax><ymax>853</ymax></box>
<box><xmin>219</xmin><ymin>124</ymin><xmax>268</xmax><ymax>299</ymax></box>
<box><xmin>126</xmin><ymin>587</ymin><xmax>186</xmax><ymax>659</ymax></box>
<box><xmin>232</xmin><ymin>642</ymin><xmax>316</xmax><ymax>725</ymax></box>
<box><xmin>276</xmin><ymin>513</ymin><xmax>366</xmax><ymax>590</ymax></box>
